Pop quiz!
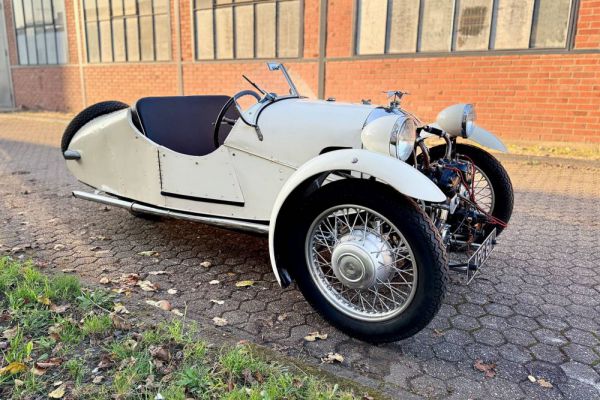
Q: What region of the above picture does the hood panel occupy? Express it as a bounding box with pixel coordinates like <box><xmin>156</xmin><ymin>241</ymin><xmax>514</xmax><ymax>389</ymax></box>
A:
<box><xmin>225</xmin><ymin>98</ymin><xmax>374</xmax><ymax>167</ymax></box>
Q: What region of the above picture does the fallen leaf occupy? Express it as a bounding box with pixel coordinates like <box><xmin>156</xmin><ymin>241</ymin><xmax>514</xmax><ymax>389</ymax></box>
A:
<box><xmin>138</xmin><ymin>250</ymin><xmax>160</xmax><ymax>257</ymax></box>
<box><xmin>60</xmin><ymin>268</ymin><xmax>75</xmax><ymax>273</ymax></box>
<box><xmin>96</xmin><ymin>354</ymin><xmax>113</xmax><ymax>370</ymax></box>
<box><xmin>113</xmin><ymin>303</ymin><xmax>130</xmax><ymax>314</ymax></box>
<box><xmin>48</xmin><ymin>383</ymin><xmax>66</xmax><ymax>398</ymax></box>
<box><xmin>235</xmin><ymin>280</ymin><xmax>255</xmax><ymax>287</ymax></box>
<box><xmin>321</xmin><ymin>353</ymin><xmax>344</xmax><ymax>364</ymax></box>
<box><xmin>200</xmin><ymin>261</ymin><xmax>211</xmax><ymax>268</ymax></box>
<box><xmin>14</xmin><ymin>379</ymin><xmax>24</xmax><ymax>387</ymax></box>
<box><xmin>156</xmin><ymin>300</ymin><xmax>172</xmax><ymax>311</ymax></box>
<box><xmin>528</xmin><ymin>375</ymin><xmax>536</xmax><ymax>383</ymax></box>
<box><xmin>3</xmin><ymin>326</ymin><xmax>18</xmax><ymax>340</ymax></box>
<box><xmin>37</xmin><ymin>295</ymin><xmax>52</xmax><ymax>305</ymax></box>
<box><xmin>209</xmin><ymin>280</ymin><xmax>220</xmax><ymax>285</ymax></box>
<box><xmin>137</xmin><ymin>280</ymin><xmax>158</xmax><ymax>292</ymax></box>
<box><xmin>538</xmin><ymin>378</ymin><xmax>553</xmax><ymax>388</ymax></box>
<box><xmin>0</xmin><ymin>362</ymin><xmax>27</xmax><ymax>375</ymax></box>
<box><xmin>171</xmin><ymin>309</ymin><xmax>184</xmax><ymax>317</ymax></box>
<box><xmin>50</xmin><ymin>304</ymin><xmax>70</xmax><ymax>314</ymax></box>
<box><xmin>110</xmin><ymin>313</ymin><xmax>132</xmax><ymax>330</ymax></box>
<box><xmin>53</xmin><ymin>244</ymin><xmax>65</xmax><ymax>251</ymax></box>
<box><xmin>148</xmin><ymin>270</ymin><xmax>169</xmax><ymax>275</ymax></box>
<box><xmin>145</xmin><ymin>300</ymin><xmax>159</xmax><ymax>307</ymax></box>
<box><xmin>210</xmin><ymin>299</ymin><xmax>224</xmax><ymax>305</ymax></box>
<box><xmin>92</xmin><ymin>376</ymin><xmax>104</xmax><ymax>384</ymax></box>
<box><xmin>149</xmin><ymin>345</ymin><xmax>170</xmax><ymax>362</ymax></box>
<box><xmin>304</xmin><ymin>331</ymin><xmax>328</xmax><ymax>342</ymax></box>
<box><xmin>474</xmin><ymin>360</ymin><xmax>496</xmax><ymax>378</ymax></box>
<box><xmin>99</xmin><ymin>277</ymin><xmax>110</xmax><ymax>284</ymax></box>
<box><xmin>277</xmin><ymin>313</ymin><xmax>288</xmax><ymax>322</ymax></box>
<box><xmin>213</xmin><ymin>317</ymin><xmax>228</xmax><ymax>326</ymax></box>
<box><xmin>167</xmin><ymin>288</ymin><xmax>178</xmax><ymax>295</ymax></box>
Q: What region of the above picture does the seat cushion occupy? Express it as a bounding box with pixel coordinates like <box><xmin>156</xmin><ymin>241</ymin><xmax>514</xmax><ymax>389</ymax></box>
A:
<box><xmin>134</xmin><ymin>95</ymin><xmax>237</xmax><ymax>156</ymax></box>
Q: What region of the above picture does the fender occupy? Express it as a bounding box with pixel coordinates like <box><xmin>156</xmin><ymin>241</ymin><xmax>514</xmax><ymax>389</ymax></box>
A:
<box><xmin>268</xmin><ymin>149</ymin><xmax>446</xmax><ymax>286</ymax></box>
<box><xmin>423</xmin><ymin>123</ymin><xmax>508</xmax><ymax>153</ymax></box>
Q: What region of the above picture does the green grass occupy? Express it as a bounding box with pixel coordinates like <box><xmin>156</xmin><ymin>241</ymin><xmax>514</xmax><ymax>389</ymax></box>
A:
<box><xmin>0</xmin><ymin>257</ymin><xmax>374</xmax><ymax>399</ymax></box>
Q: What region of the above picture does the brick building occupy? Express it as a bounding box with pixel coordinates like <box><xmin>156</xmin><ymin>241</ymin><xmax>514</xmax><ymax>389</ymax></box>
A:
<box><xmin>0</xmin><ymin>0</ymin><xmax>599</xmax><ymax>143</ymax></box>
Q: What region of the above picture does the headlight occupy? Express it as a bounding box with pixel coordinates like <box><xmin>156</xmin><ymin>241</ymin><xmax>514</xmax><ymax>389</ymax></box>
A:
<box><xmin>462</xmin><ymin>104</ymin><xmax>476</xmax><ymax>138</ymax></box>
<box><xmin>390</xmin><ymin>117</ymin><xmax>416</xmax><ymax>161</ymax></box>
<box><xmin>361</xmin><ymin>113</ymin><xmax>416</xmax><ymax>161</ymax></box>
<box><xmin>436</xmin><ymin>103</ymin><xmax>476</xmax><ymax>138</ymax></box>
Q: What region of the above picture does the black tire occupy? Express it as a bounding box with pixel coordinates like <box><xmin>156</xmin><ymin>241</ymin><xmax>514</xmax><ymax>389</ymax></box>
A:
<box><xmin>61</xmin><ymin>101</ymin><xmax>129</xmax><ymax>153</ymax></box>
<box><xmin>285</xmin><ymin>180</ymin><xmax>448</xmax><ymax>343</ymax></box>
<box><xmin>426</xmin><ymin>144</ymin><xmax>514</xmax><ymax>237</ymax></box>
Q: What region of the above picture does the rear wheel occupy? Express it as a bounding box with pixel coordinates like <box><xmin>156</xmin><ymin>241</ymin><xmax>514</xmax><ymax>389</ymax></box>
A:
<box><xmin>61</xmin><ymin>101</ymin><xmax>129</xmax><ymax>153</ymax></box>
<box><xmin>285</xmin><ymin>180</ymin><xmax>448</xmax><ymax>343</ymax></box>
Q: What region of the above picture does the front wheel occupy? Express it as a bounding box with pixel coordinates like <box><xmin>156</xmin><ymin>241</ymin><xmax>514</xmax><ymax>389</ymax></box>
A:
<box><xmin>285</xmin><ymin>180</ymin><xmax>448</xmax><ymax>343</ymax></box>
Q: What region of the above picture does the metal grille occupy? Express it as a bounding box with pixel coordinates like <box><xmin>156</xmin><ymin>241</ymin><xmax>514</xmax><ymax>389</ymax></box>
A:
<box><xmin>12</xmin><ymin>0</ymin><xmax>68</xmax><ymax>65</ymax></box>
<box><xmin>193</xmin><ymin>0</ymin><xmax>303</xmax><ymax>60</ymax></box>
<box><xmin>355</xmin><ymin>0</ymin><xmax>578</xmax><ymax>56</ymax></box>
<box><xmin>82</xmin><ymin>0</ymin><xmax>171</xmax><ymax>63</ymax></box>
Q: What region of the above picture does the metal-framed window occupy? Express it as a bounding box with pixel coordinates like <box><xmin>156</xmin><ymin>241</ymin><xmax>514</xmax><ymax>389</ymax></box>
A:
<box><xmin>82</xmin><ymin>0</ymin><xmax>171</xmax><ymax>63</ymax></box>
<box><xmin>12</xmin><ymin>0</ymin><xmax>68</xmax><ymax>65</ymax></box>
<box><xmin>193</xmin><ymin>0</ymin><xmax>303</xmax><ymax>60</ymax></box>
<box><xmin>355</xmin><ymin>0</ymin><xmax>579</xmax><ymax>56</ymax></box>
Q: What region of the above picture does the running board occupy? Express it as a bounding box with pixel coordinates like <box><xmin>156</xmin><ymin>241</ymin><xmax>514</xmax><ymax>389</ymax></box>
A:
<box><xmin>72</xmin><ymin>190</ymin><xmax>269</xmax><ymax>235</ymax></box>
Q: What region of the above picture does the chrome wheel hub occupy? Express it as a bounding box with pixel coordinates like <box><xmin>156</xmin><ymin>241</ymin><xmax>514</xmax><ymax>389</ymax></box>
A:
<box><xmin>331</xmin><ymin>231</ymin><xmax>393</xmax><ymax>289</ymax></box>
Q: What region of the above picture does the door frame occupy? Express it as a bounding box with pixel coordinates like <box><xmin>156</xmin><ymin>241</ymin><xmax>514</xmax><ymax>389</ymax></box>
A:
<box><xmin>0</xmin><ymin>0</ymin><xmax>15</xmax><ymax>109</ymax></box>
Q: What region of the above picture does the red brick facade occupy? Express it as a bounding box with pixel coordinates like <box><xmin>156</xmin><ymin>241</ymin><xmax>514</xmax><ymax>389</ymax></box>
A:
<box><xmin>2</xmin><ymin>0</ymin><xmax>600</xmax><ymax>143</ymax></box>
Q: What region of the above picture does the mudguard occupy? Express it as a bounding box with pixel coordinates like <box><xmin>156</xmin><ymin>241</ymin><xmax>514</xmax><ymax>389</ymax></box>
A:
<box><xmin>268</xmin><ymin>149</ymin><xmax>446</xmax><ymax>286</ymax></box>
<box><xmin>422</xmin><ymin>123</ymin><xmax>508</xmax><ymax>153</ymax></box>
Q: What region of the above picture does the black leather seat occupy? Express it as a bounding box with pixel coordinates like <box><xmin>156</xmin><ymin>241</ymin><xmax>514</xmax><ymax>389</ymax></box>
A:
<box><xmin>133</xmin><ymin>95</ymin><xmax>237</xmax><ymax>156</ymax></box>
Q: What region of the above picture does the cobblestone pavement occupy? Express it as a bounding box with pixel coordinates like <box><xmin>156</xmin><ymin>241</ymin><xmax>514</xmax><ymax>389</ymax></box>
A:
<box><xmin>1</xmin><ymin>113</ymin><xmax>599</xmax><ymax>399</ymax></box>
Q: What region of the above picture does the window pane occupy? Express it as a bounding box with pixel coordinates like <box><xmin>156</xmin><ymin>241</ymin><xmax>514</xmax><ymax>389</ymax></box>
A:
<box><xmin>23</xmin><ymin>0</ymin><xmax>34</xmax><ymax>24</ymax></box>
<box><xmin>235</xmin><ymin>4</ymin><xmax>254</xmax><ymax>58</ymax></box>
<box><xmin>388</xmin><ymin>0</ymin><xmax>419</xmax><ymax>53</ymax></box>
<box><xmin>215</xmin><ymin>6</ymin><xmax>233</xmax><ymax>59</ymax></box>
<box><xmin>124</xmin><ymin>0</ymin><xmax>137</xmax><ymax>15</ymax></box>
<box><xmin>16</xmin><ymin>30</ymin><xmax>28</xmax><ymax>64</ymax></box>
<box><xmin>86</xmin><ymin>22</ymin><xmax>100</xmax><ymax>62</ymax></box>
<box><xmin>138</xmin><ymin>0</ymin><xmax>153</xmax><ymax>15</ymax></box>
<box><xmin>531</xmin><ymin>0</ymin><xmax>571</xmax><ymax>48</ymax></box>
<box><xmin>140</xmin><ymin>15</ymin><xmax>154</xmax><ymax>60</ymax></box>
<box><xmin>493</xmin><ymin>0</ymin><xmax>534</xmax><ymax>49</ymax></box>
<box><xmin>13</xmin><ymin>1</ymin><xmax>25</xmax><ymax>29</ymax></box>
<box><xmin>454</xmin><ymin>0</ymin><xmax>492</xmax><ymax>51</ymax></box>
<box><xmin>278</xmin><ymin>0</ymin><xmax>300</xmax><ymax>57</ymax></box>
<box><xmin>84</xmin><ymin>0</ymin><xmax>97</xmax><ymax>21</ymax></box>
<box><xmin>54</xmin><ymin>0</ymin><xmax>67</xmax><ymax>63</ymax></box>
<box><xmin>195</xmin><ymin>0</ymin><xmax>212</xmax><ymax>9</ymax></box>
<box><xmin>112</xmin><ymin>19</ymin><xmax>126</xmax><ymax>61</ymax></box>
<box><xmin>357</xmin><ymin>0</ymin><xmax>387</xmax><ymax>55</ymax></box>
<box><xmin>255</xmin><ymin>2</ymin><xmax>275</xmax><ymax>58</ymax></box>
<box><xmin>97</xmin><ymin>0</ymin><xmax>111</xmax><ymax>19</ymax></box>
<box><xmin>42</xmin><ymin>0</ymin><xmax>53</xmax><ymax>24</ymax></box>
<box><xmin>112</xmin><ymin>0</ymin><xmax>124</xmax><ymax>16</ymax></box>
<box><xmin>99</xmin><ymin>20</ymin><xmax>113</xmax><ymax>61</ymax></box>
<box><xmin>45</xmin><ymin>26</ymin><xmax>57</xmax><ymax>63</ymax></box>
<box><xmin>155</xmin><ymin>14</ymin><xmax>170</xmax><ymax>60</ymax></box>
<box><xmin>154</xmin><ymin>0</ymin><xmax>169</xmax><ymax>14</ymax></box>
<box><xmin>125</xmin><ymin>17</ymin><xmax>140</xmax><ymax>60</ymax></box>
<box><xmin>420</xmin><ymin>0</ymin><xmax>454</xmax><ymax>52</ymax></box>
<box><xmin>195</xmin><ymin>9</ymin><xmax>214</xmax><ymax>59</ymax></box>
<box><xmin>33</xmin><ymin>0</ymin><xmax>44</xmax><ymax>24</ymax></box>
<box><xmin>35</xmin><ymin>26</ymin><xmax>47</xmax><ymax>63</ymax></box>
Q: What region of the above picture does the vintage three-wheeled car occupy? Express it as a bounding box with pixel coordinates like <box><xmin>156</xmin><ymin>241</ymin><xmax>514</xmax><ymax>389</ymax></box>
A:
<box><xmin>62</xmin><ymin>63</ymin><xmax>513</xmax><ymax>343</ymax></box>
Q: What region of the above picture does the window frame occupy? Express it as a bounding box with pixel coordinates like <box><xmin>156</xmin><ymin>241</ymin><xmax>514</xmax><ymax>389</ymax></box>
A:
<box><xmin>352</xmin><ymin>0</ymin><xmax>582</xmax><ymax>58</ymax></box>
<box><xmin>12</xmin><ymin>0</ymin><xmax>69</xmax><ymax>65</ymax></box>
<box><xmin>81</xmin><ymin>0</ymin><xmax>172</xmax><ymax>64</ymax></box>
<box><xmin>191</xmin><ymin>0</ymin><xmax>305</xmax><ymax>62</ymax></box>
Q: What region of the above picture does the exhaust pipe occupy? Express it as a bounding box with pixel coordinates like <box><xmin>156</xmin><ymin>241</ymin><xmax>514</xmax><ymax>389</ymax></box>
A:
<box><xmin>72</xmin><ymin>191</ymin><xmax>269</xmax><ymax>235</ymax></box>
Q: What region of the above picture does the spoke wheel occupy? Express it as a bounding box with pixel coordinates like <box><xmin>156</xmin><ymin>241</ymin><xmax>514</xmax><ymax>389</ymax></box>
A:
<box><xmin>470</xmin><ymin>164</ymin><xmax>495</xmax><ymax>214</ymax></box>
<box><xmin>306</xmin><ymin>205</ymin><xmax>418</xmax><ymax>322</ymax></box>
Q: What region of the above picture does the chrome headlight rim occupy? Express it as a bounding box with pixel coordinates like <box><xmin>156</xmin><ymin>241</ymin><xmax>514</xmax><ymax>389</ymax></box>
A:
<box><xmin>462</xmin><ymin>104</ymin><xmax>476</xmax><ymax>138</ymax></box>
<box><xmin>389</xmin><ymin>116</ymin><xmax>416</xmax><ymax>161</ymax></box>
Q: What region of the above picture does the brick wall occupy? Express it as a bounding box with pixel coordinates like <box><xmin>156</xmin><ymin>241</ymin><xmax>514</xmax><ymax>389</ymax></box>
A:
<box><xmin>3</xmin><ymin>0</ymin><xmax>599</xmax><ymax>143</ymax></box>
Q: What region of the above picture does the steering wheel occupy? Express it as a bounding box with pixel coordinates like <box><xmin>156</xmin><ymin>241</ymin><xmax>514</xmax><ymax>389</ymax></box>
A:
<box><xmin>213</xmin><ymin>90</ymin><xmax>262</xmax><ymax>149</ymax></box>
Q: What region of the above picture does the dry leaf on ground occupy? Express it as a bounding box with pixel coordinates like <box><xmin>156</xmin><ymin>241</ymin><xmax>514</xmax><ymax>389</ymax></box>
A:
<box><xmin>48</xmin><ymin>383</ymin><xmax>66</xmax><ymax>398</ymax></box>
<box><xmin>37</xmin><ymin>296</ymin><xmax>52</xmax><ymax>305</ymax></box>
<box><xmin>137</xmin><ymin>280</ymin><xmax>158</xmax><ymax>292</ymax></box>
<box><xmin>474</xmin><ymin>360</ymin><xmax>496</xmax><ymax>378</ymax></box>
<box><xmin>200</xmin><ymin>261</ymin><xmax>211</xmax><ymax>268</ymax></box>
<box><xmin>171</xmin><ymin>309</ymin><xmax>184</xmax><ymax>317</ymax></box>
<box><xmin>148</xmin><ymin>271</ymin><xmax>169</xmax><ymax>275</ymax></box>
<box><xmin>209</xmin><ymin>280</ymin><xmax>220</xmax><ymax>285</ymax></box>
<box><xmin>213</xmin><ymin>317</ymin><xmax>228</xmax><ymax>326</ymax></box>
<box><xmin>167</xmin><ymin>289</ymin><xmax>178</xmax><ymax>295</ymax></box>
<box><xmin>113</xmin><ymin>304</ymin><xmax>130</xmax><ymax>314</ymax></box>
<box><xmin>304</xmin><ymin>332</ymin><xmax>328</xmax><ymax>342</ymax></box>
<box><xmin>110</xmin><ymin>313</ymin><xmax>132</xmax><ymax>330</ymax></box>
<box><xmin>321</xmin><ymin>353</ymin><xmax>344</xmax><ymax>364</ymax></box>
<box><xmin>50</xmin><ymin>304</ymin><xmax>70</xmax><ymax>314</ymax></box>
<box><xmin>99</xmin><ymin>277</ymin><xmax>110</xmax><ymax>284</ymax></box>
<box><xmin>0</xmin><ymin>362</ymin><xmax>26</xmax><ymax>375</ymax></box>
<box><xmin>2</xmin><ymin>326</ymin><xmax>18</xmax><ymax>340</ymax></box>
<box><xmin>235</xmin><ymin>280</ymin><xmax>255</xmax><ymax>287</ymax></box>
<box><xmin>138</xmin><ymin>250</ymin><xmax>160</xmax><ymax>257</ymax></box>
<box><xmin>210</xmin><ymin>299</ymin><xmax>224</xmax><ymax>305</ymax></box>
<box><xmin>538</xmin><ymin>379</ymin><xmax>553</xmax><ymax>388</ymax></box>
